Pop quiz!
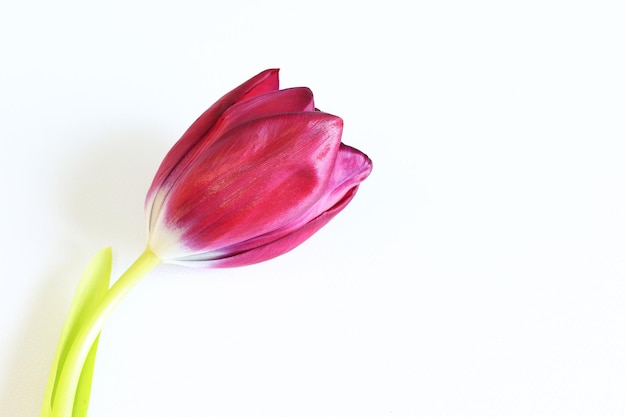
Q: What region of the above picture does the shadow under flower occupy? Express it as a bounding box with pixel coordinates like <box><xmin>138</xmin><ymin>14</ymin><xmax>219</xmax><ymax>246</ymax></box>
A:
<box><xmin>0</xmin><ymin>254</ymin><xmax>81</xmax><ymax>417</ymax></box>
<box><xmin>57</xmin><ymin>128</ymin><xmax>171</xmax><ymax>256</ymax></box>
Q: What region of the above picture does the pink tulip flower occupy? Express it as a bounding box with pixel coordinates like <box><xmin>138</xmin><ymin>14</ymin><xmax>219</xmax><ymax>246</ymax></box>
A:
<box><xmin>145</xmin><ymin>69</ymin><xmax>372</xmax><ymax>267</ymax></box>
<box><xmin>44</xmin><ymin>70</ymin><xmax>372</xmax><ymax>417</ymax></box>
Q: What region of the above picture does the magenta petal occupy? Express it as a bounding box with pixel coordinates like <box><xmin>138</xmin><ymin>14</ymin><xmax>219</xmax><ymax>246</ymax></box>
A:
<box><xmin>316</xmin><ymin>144</ymin><xmax>373</xmax><ymax>213</ymax></box>
<box><xmin>169</xmin><ymin>145</ymin><xmax>372</xmax><ymax>267</ymax></box>
<box><xmin>146</xmin><ymin>69</ymin><xmax>279</xmax><ymax>207</ymax></box>
<box><xmin>199</xmin><ymin>186</ymin><xmax>360</xmax><ymax>268</ymax></box>
<box><xmin>207</xmin><ymin>87</ymin><xmax>315</xmax><ymax>143</ymax></box>
<box><xmin>219</xmin><ymin>145</ymin><xmax>372</xmax><ymax>266</ymax></box>
<box><xmin>151</xmin><ymin>112</ymin><xmax>343</xmax><ymax>257</ymax></box>
<box><xmin>222</xmin><ymin>144</ymin><xmax>372</xmax><ymax>253</ymax></box>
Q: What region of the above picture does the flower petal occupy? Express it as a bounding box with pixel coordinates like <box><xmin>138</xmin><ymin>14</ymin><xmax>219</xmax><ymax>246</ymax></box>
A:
<box><xmin>313</xmin><ymin>143</ymin><xmax>373</xmax><ymax>216</ymax></box>
<box><xmin>206</xmin><ymin>87</ymin><xmax>315</xmax><ymax>145</ymax></box>
<box><xmin>149</xmin><ymin>112</ymin><xmax>343</xmax><ymax>259</ymax></box>
<box><xmin>146</xmin><ymin>69</ymin><xmax>279</xmax><ymax>216</ymax></box>
<box><xmin>189</xmin><ymin>185</ymin><xmax>360</xmax><ymax>268</ymax></box>
<box><xmin>167</xmin><ymin>145</ymin><xmax>372</xmax><ymax>267</ymax></box>
<box><xmin>217</xmin><ymin>144</ymin><xmax>373</xmax><ymax>253</ymax></box>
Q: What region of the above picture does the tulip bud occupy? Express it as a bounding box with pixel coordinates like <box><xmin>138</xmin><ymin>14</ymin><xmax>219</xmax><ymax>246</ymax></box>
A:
<box><xmin>44</xmin><ymin>70</ymin><xmax>372</xmax><ymax>417</ymax></box>
<box><xmin>145</xmin><ymin>69</ymin><xmax>372</xmax><ymax>267</ymax></box>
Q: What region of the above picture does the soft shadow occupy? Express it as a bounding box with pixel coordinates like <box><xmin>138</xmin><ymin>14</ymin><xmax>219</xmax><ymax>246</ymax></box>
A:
<box><xmin>58</xmin><ymin>128</ymin><xmax>171</xmax><ymax>255</ymax></box>
<box><xmin>0</xmin><ymin>128</ymin><xmax>172</xmax><ymax>416</ymax></box>
<box><xmin>0</xmin><ymin>254</ymin><xmax>80</xmax><ymax>417</ymax></box>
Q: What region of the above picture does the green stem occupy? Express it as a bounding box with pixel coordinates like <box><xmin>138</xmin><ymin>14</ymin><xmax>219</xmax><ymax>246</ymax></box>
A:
<box><xmin>52</xmin><ymin>247</ymin><xmax>161</xmax><ymax>417</ymax></box>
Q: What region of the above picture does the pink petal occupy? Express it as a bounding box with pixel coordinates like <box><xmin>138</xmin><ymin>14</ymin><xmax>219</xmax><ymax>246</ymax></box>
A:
<box><xmin>146</xmin><ymin>69</ymin><xmax>279</xmax><ymax>209</ymax></box>
<box><xmin>152</xmin><ymin>112</ymin><xmax>343</xmax><ymax>256</ymax></box>
<box><xmin>197</xmin><ymin>186</ymin><xmax>360</xmax><ymax>268</ymax></box>
<box><xmin>171</xmin><ymin>145</ymin><xmax>372</xmax><ymax>267</ymax></box>
<box><xmin>312</xmin><ymin>144</ymin><xmax>373</xmax><ymax>215</ymax></box>
<box><xmin>219</xmin><ymin>144</ymin><xmax>372</xmax><ymax>252</ymax></box>
<box><xmin>204</xmin><ymin>87</ymin><xmax>315</xmax><ymax>146</ymax></box>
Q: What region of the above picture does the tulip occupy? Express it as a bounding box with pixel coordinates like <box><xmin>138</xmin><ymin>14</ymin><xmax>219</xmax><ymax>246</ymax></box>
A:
<box><xmin>45</xmin><ymin>69</ymin><xmax>371</xmax><ymax>417</ymax></box>
<box><xmin>145</xmin><ymin>68</ymin><xmax>372</xmax><ymax>267</ymax></box>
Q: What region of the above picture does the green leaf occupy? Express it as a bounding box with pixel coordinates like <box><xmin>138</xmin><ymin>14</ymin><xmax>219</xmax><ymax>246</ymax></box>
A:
<box><xmin>41</xmin><ymin>247</ymin><xmax>112</xmax><ymax>417</ymax></box>
<box><xmin>71</xmin><ymin>333</ymin><xmax>101</xmax><ymax>417</ymax></box>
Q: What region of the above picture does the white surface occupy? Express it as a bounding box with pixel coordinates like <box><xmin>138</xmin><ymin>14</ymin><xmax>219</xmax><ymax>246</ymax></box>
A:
<box><xmin>1</xmin><ymin>1</ymin><xmax>626</xmax><ymax>416</ymax></box>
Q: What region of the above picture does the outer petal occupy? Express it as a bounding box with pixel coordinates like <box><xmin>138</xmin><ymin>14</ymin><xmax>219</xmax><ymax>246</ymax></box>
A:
<box><xmin>307</xmin><ymin>144</ymin><xmax>373</xmax><ymax>218</ymax></box>
<box><xmin>207</xmin><ymin>87</ymin><xmax>315</xmax><ymax>144</ymax></box>
<box><xmin>216</xmin><ymin>144</ymin><xmax>372</xmax><ymax>253</ymax></box>
<box><xmin>146</xmin><ymin>69</ymin><xmax>279</xmax><ymax>209</ymax></box>
<box><xmin>196</xmin><ymin>186</ymin><xmax>360</xmax><ymax>268</ymax></box>
<box><xmin>172</xmin><ymin>145</ymin><xmax>373</xmax><ymax>267</ymax></box>
<box><xmin>149</xmin><ymin>112</ymin><xmax>343</xmax><ymax>260</ymax></box>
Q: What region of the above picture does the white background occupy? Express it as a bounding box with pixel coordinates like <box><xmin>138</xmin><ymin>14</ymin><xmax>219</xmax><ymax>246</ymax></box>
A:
<box><xmin>1</xmin><ymin>1</ymin><xmax>625</xmax><ymax>416</ymax></box>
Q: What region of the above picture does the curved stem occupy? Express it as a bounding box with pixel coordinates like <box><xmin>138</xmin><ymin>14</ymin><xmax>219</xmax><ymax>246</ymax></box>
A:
<box><xmin>52</xmin><ymin>247</ymin><xmax>161</xmax><ymax>417</ymax></box>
